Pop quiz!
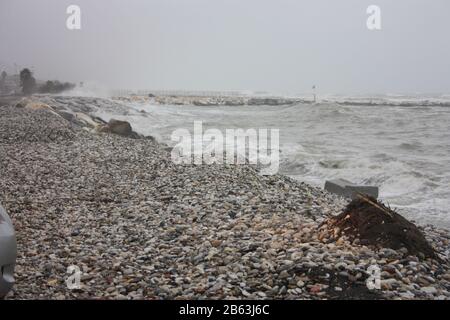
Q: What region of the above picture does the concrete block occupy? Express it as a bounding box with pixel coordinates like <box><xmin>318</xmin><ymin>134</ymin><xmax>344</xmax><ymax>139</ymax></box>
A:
<box><xmin>324</xmin><ymin>179</ymin><xmax>378</xmax><ymax>199</ymax></box>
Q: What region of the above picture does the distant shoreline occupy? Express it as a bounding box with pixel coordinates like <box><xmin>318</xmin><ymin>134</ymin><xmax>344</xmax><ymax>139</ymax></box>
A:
<box><xmin>4</xmin><ymin>93</ymin><xmax>450</xmax><ymax>109</ymax></box>
<box><xmin>115</xmin><ymin>94</ymin><xmax>450</xmax><ymax>108</ymax></box>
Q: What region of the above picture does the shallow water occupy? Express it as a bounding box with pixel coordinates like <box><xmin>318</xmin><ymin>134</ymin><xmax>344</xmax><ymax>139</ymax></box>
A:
<box><xmin>96</xmin><ymin>101</ymin><xmax>450</xmax><ymax>229</ymax></box>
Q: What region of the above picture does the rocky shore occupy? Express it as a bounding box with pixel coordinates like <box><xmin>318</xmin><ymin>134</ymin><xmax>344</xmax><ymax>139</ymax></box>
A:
<box><xmin>1</xmin><ymin>96</ymin><xmax>450</xmax><ymax>300</ymax></box>
<box><xmin>114</xmin><ymin>94</ymin><xmax>308</xmax><ymax>107</ymax></box>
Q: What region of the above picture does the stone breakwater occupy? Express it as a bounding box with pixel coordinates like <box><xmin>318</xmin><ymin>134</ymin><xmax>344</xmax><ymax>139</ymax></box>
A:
<box><xmin>113</xmin><ymin>95</ymin><xmax>309</xmax><ymax>106</ymax></box>
<box><xmin>0</xmin><ymin>98</ymin><xmax>449</xmax><ymax>300</ymax></box>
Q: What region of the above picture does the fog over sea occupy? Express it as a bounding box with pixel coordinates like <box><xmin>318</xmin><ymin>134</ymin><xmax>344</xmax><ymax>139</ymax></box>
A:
<box><xmin>94</xmin><ymin>93</ymin><xmax>450</xmax><ymax>228</ymax></box>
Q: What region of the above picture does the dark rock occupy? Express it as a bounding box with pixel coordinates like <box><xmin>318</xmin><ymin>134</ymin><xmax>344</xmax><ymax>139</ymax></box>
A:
<box><xmin>247</xmin><ymin>98</ymin><xmax>294</xmax><ymax>106</ymax></box>
<box><xmin>98</xmin><ymin>119</ymin><xmax>139</xmax><ymax>138</ymax></box>
<box><xmin>57</xmin><ymin>111</ymin><xmax>75</xmax><ymax>122</ymax></box>
<box><xmin>324</xmin><ymin>179</ymin><xmax>379</xmax><ymax>199</ymax></box>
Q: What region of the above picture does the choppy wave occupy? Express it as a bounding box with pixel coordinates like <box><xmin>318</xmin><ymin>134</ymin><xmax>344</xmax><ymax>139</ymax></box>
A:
<box><xmin>95</xmin><ymin>96</ymin><xmax>450</xmax><ymax>229</ymax></box>
<box><xmin>317</xmin><ymin>93</ymin><xmax>450</xmax><ymax>107</ymax></box>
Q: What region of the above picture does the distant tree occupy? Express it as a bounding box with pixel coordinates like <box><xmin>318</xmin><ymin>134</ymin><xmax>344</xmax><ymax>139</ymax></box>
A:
<box><xmin>62</xmin><ymin>82</ymin><xmax>76</xmax><ymax>92</ymax></box>
<box><xmin>39</xmin><ymin>80</ymin><xmax>55</xmax><ymax>93</ymax></box>
<box><xmin>19</xmin><ymin>68</ymin><xmax>36</xmax><ymax>95</ymax></box>
<box><xmin>39</xmin><ymin>80</ymin><xmax>76</xmax><ymax>94</ymax></box>
<box><xmin>0</xmin><ymin>71</ymin><xmax>6</xmax><ymax>93</ymax></box>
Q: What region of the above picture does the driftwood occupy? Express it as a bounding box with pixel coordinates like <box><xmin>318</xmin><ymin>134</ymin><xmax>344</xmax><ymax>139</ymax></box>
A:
<box><xmin>328</xmin><ymin>194</ymin><xmax>436</xmax><ymax>259</ymax></box>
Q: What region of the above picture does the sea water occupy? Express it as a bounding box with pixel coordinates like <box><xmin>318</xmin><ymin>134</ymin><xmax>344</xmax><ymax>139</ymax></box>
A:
<box><xmin>94</xmin><ymin>96</ymin><xmax>450</xmax><ymax>229</ymax></box>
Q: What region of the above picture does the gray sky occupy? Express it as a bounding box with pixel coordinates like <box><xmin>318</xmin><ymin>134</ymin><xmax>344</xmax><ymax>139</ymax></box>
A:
<box><xmin>1</xmin><ymin>0</ymin><xmax>449</xmax><ymax>94</ymax></box>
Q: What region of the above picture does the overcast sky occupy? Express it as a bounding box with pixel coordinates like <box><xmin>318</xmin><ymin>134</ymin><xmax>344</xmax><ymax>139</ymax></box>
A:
<box><xmin>1</xmin><ymin>0</ymin><xmax>449</xmax><ymax>94</ymax></box>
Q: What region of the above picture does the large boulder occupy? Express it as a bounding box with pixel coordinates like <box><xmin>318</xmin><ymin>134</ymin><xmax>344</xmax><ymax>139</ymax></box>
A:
<box><xmin>15</xmin><ymin>98</ymin><xmax>31</xmax><ymax>108</ymax></box>
<box><xmin>24</xmin><ymin>102</ymin><xmax>54</xmax><ymax>112</ymax></box>
<box><xmin>97</xmin><ymin>119</ymin><xmax>139</xmax><ymax>138</ymax></box>
<box><xmin>15</xmin><ymin>98</ymin><xmax>57</xmax><ymax>114</ymax></box>
<box><xmin>75</xmin><ymin>112</ymin><xmax>100</xmax><ymax>128</ymax></box>
<box><xmin>57</xmin><ymin>112</ymin><xmax>106</xmax><ymax>130</ymax></box>
<box><xmin>57</xmin><ymin>111</ymin><xmax>76</xmax><ymax>122</ymax></box>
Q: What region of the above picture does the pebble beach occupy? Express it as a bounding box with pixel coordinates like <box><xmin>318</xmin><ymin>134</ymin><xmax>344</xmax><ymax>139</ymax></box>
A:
<box><xmin>1</xmin><ymin>97</ymin><xmax>450</xmax><ymax>300</ymax></box>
